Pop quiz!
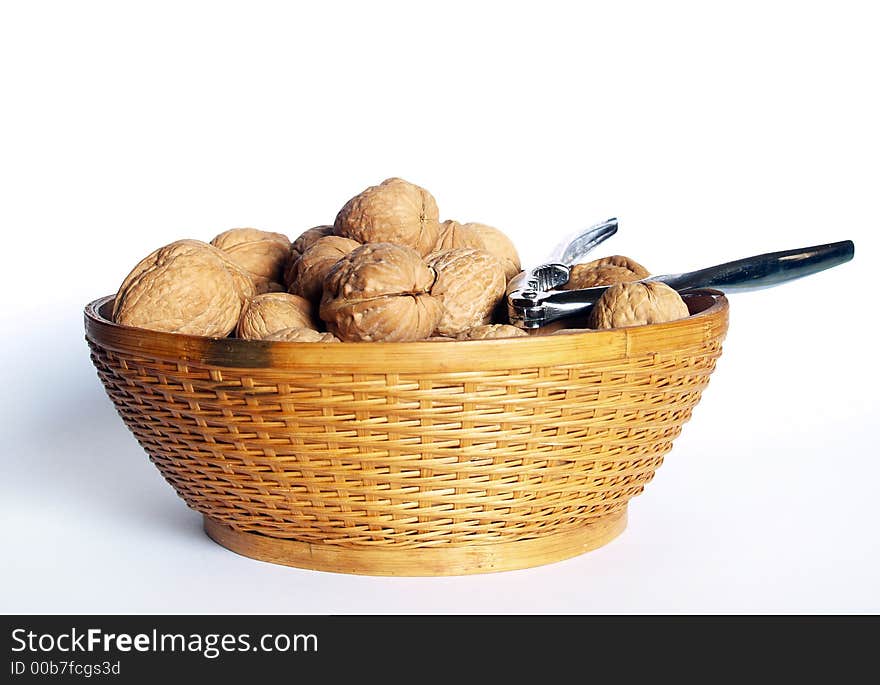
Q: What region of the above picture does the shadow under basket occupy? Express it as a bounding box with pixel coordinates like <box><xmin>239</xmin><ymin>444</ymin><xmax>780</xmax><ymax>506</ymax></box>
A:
<box><xmin>84</xmin><ymin>290</ymin><xmax>728</xmax><ymax>576</ymax></box>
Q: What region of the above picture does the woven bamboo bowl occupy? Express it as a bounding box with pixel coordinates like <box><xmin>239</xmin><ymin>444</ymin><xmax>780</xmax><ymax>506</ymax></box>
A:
<box><xmin>84</xmin><ymin>289</ymin><xmax>728</xmax><ymax>576</ymax></box>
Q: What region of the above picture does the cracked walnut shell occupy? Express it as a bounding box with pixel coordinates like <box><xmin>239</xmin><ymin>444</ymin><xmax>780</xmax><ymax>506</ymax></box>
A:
<box><xmin>112</xmin><ymin>239</ymin><xmax>256</xmax><ymax>337</ymax></box>
<box><xmin>235</xmin><ymin>292</ymin><xmax>316</xmax><ymax>340</ymax></box>
<box><xmin>334</xmin><ymin>178</ymin><xmax>440</xmax><ymax>256</ymax></box>
<box><xmin>564</xmin><ymin>255</ymin><xmax>650</xmax><ymax>290</ymax></box>
<box><xmin>434</xmin><ymin>220</ymin><xmax>521</xmax><ymax>280</ymax></box>
<box><xmin>287</xmin><ymin>236</ymin><xmax>361</xmax><ymax>304</ymax></box>
<box><xmin>427</xmin><ymin>248</ymin><xmax>506</xmax><ymax>337</ymax></box>
<box><xmin>211</xmin><ymin>227</ymin><xmax>291</xmax><ymax>294</ymax></box>
<box><xmin>319</xmin><ymin>242</ymin><xmax>442</xmax><ymax>342</ymax></box>
<box><xmin>587</xmin><ymin>281</ymin><xmax>689</xmax><ymax>329</ymax></box>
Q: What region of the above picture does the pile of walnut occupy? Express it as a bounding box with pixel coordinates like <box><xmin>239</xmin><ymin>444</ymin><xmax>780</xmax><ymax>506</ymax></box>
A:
<box><xmin>112</xmin><ymin>177</ymin><xmax>690</xmax><ymax>342</ymax></box>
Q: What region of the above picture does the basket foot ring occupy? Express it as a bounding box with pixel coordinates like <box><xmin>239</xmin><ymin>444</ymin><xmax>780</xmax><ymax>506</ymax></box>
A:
<box><xmin>203</xmin><ymin>508</ymin><xmax>627</xmax><ymax>576</ymax></box>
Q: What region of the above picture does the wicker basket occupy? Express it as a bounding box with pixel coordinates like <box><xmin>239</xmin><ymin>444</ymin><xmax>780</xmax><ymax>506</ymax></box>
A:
<box><xmin>84</xmin><ymin>290</ymin><xmax>728</xmax><ymax>575</ymax></box>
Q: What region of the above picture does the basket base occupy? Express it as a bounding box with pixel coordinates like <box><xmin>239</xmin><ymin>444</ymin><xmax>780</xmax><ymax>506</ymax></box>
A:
<box><xmin>203</xmin><ymin>508</ymin><xmax>627</xmax><ymax>576</ymax></box>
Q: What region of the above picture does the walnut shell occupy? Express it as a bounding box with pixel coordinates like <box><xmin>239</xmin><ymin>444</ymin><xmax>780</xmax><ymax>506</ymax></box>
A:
<box><xmin>283</xmin><ymin>225</ymin><xmax>335</xmax><ymax>288</ymax></box>
<box><xmin>319</xmin><ymin>242</ymin><xmax>442</xmax><ymax>342</ymax></box>
<box><xmin>587</xmin><ymin>281</ymin><xmax>689</xmax><ymax>329</ymax></box>
<box><xmin>263</xmin><ymin>327</ymin><xmax>340</xmax><ymax>343</ymax></box>
<box><xmin>260</xmin><ymin>281</ymin><xmax>287</xmax><ymax>293</ymax></box>
<box><xmin>427</xmin><ymin>248</ymin><xmax>506</xmax><ymax>337</ymax></box>
<box><xmin>287</xmin><ymin>236</ymin><xmax>361</xmax><ymax>304</ymax></box>
<box><xmin>455</xmin><ymin>324</ymin><xmax>528</xmax><ymax>340</ymax></box>
<box><xmin>334</xmin><ymin>178</ymin><xmax>440</xmax><ymax>256</ymax></box>
<box><xmin>550</xmin><ymin>328</ymin><xmax>592</xmax><ymax>335</ymax></box>
<box><xmin>434</xmin><ymin>220</ymin><xmax>521</xmax><ymax>280</ymax></box>
<box><xmin>235</xmin><ymin>292</ymin><xmax>316</xmax><ymax>340</ymax></box>
<box><xmin>564</xmin><ymin>255</ymin><xmax>650</xmax><ymax>290</ymax></box>
<box><xmin>113</xmin><ymin>239</ymin><xmax>255</xmax><ymax>337</ymax></box>
<box><xmin>211</xmin><ymin>228</ymin><xmax>291</xmax><ymax>294</ymax></box>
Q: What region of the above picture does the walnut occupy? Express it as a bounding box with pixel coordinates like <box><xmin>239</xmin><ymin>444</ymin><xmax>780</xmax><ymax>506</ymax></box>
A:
<box><xmin>211</xmin><ymin>228</ymin><xmax>291</xmax><ymax>294</ymax></box>
<box><xmin>113</xmin><ymin>239</ymin><xmax>255</xmax><ymax>337</ymax></box>
<box><xmin>319</xmin><ymin>242</ymin><xmax>442</xmax><ymax>342</ymax></box>
<box><xmin>263</xmin><ymin>327</ymin><xmax>340</xmax><ymax>343</ymax></box>
<box><xmin>587</xmin><ymin>281</ymin><xmax>689</xmax><ymax>329</ymax></box>
<box><xmin>283</xmin><ymin>225</ymin><xmax>335</xmax><ymax>288</ymax></box>
<box><xmin>455</xmin><ymin>324</ymin><xmax>528</xmax><ymax>340</ymax></box>
<box><xmin>427</xmin><ymin>248</ymin><xmax>506</xmax><ymax>337</ymax></box>
<box><xmin>334</xmin><ymin>178</ymin><xmax>440</xmax><ymax>256</ymax></box>
<box><xmin>550</xmin><ymin>328</ymin><xmax>592</xmax><ymax>335</ymax></box>
<box><xmin>287</xmin><ymin>236</ymin><xmax>361</xmax><ymax>304</ymax></box>
<box><xmin>564</xmin><ymin>255</ymin><xmax>650</xmax><ymax>290</ymax></box>
<box><xmin>434</xmin><ymin>220</ymin><xmax>521</xmax><ymax>280</ymax></box>
<box><xmin>235</xmin><ymin>292</ymin><xmax>316</xmax><ymax>340</ymax></box>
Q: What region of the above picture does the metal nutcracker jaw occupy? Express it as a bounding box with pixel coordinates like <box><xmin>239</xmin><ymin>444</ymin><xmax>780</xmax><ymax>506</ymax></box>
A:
<box><xmin>507</xmin><ymin>269</ymin><xmax>609</xmax><ymax>329</ymax></box>
<box><xmin>507</xmin><ymin>217</ymin><xmax>620</xmax><ymax>329</ymax></box>
<box><xmin>506</xmin><ymin>264</ymin><xmax>571</xmax><ymax>328</ymax></box>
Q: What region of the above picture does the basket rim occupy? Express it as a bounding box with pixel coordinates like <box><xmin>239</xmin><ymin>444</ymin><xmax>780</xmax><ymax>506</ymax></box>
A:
<box><xmin>84</xmin><ymin>290</ymin><xmax>728</xmax><ymax>372</ymax></box>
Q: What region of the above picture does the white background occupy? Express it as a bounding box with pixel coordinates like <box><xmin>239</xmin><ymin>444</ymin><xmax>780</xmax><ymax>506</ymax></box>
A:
<box><xmin>1</xmin><ymin>1</ymin><xmax>877</xmax><ymax>614</ymax></box>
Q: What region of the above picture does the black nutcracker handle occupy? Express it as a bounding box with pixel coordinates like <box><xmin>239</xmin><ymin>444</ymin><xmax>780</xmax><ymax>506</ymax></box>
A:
<box><xmin>653</xmin><ymin>240</ymin><xmax>855</xmax><ymax>293</ymax></box>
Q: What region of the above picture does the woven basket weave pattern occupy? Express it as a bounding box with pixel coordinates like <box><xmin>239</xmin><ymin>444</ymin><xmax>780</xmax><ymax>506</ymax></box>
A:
<box><xmin>86</xmin><ymin>295</ymin><xmax>725</xmax><ymax>550</ymax></box>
